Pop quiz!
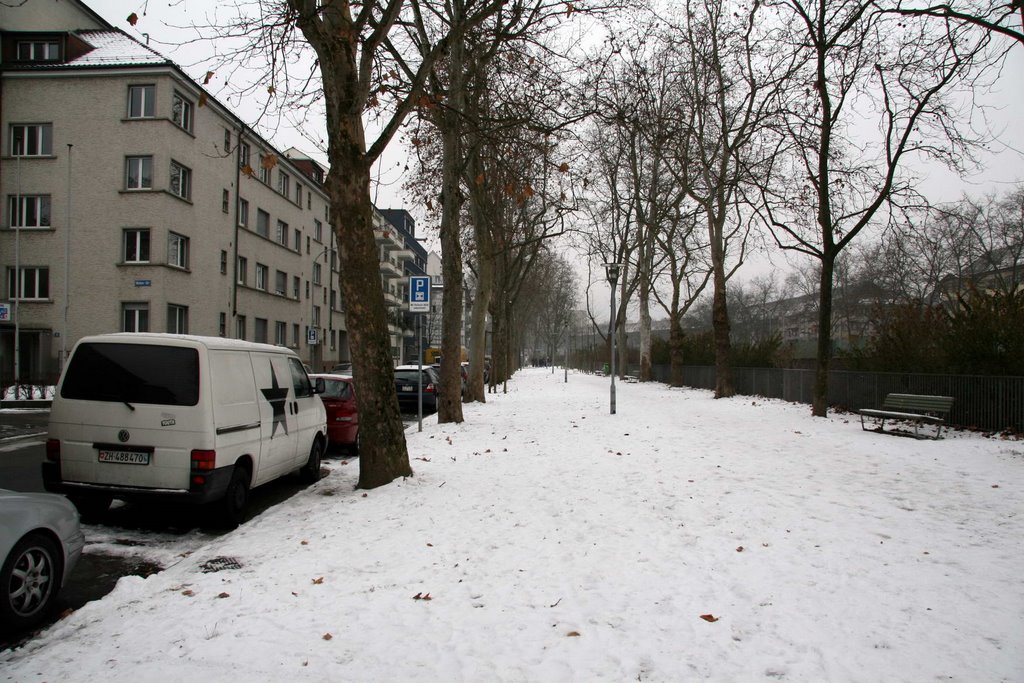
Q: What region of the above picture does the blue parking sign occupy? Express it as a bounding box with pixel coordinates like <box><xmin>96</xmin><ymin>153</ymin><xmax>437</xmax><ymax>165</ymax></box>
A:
<box><xmin>409</xmin><ymin>276</ymin><xmax>430</xmax><ymax>312</ymax></box>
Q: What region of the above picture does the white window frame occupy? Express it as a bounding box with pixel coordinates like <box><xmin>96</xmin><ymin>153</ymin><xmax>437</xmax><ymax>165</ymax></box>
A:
<box><xmin>169</xmin><ymin>160</ymin><xmax>192</xmax><ymax>200</ymax></box>
<box><xmin>275</xmin><ymin>270</ymin><xmax>287</xmax><ymax>296</ymax></box>
<box><xmin>278</xmin><ymin>171</ymin><xmax>290</xmax><ymax>197</ymax></box>
<box><xmin>256</xmin><ymin>263</ymin><xmax>268</xmax><ymax>291</ymax></box>
<box><xmin>7</xmin><ymin>266</ymin><xmax>49</xmax><ymax>300</ymax></box>
<box><xmin>168</xmin><ymin>232</ymin><xmax>189</xmax><ymax>269</ymax></box>
<box><xmin>314</xmin><ymin>219</ymin><xmax>323</xmax><ymax>242</ymax></box>
<box><xmin>10</xmin><ymin>123</ymin><xmax>53</xmax><ymax>156</ymax></box>
<box><xmin>17</xmin><ymin>41</ymin><xmax>60</xmax><ymax>61</ymax></box>
<box><xmin>236</xmin><ymin>315</ymin><xmax>247</xmax><ymax>340</ymax></box>
<box><xmin>256</xmin><ymin>209</ymin><xmax>270</xmax><ymax>238</ymax></box>
<box><xmin>237</xmin><ymin>256</ymin><xmax>248</xmax><ymax>285</ymax></box>
<box><xmin>313</xmin><ymin>262</ymin><xmax>322</xmax><ymax>285</ymax></box>
<box><xmin>123</xmin><ymin>228</ymin><xmax>151</xmax><ymax>263</ymax></box>
<box><xmin>172</xmin><ymin>91</ymin><xmax>194</xmax><ymax>132</ymax></box>
<box><xmin>122</xmin><ymin>303</ymin><xmax>149</xmax><ymax>332</ymax></box>
<box><xmin>125</xmin><ymin>156</ymin><xmax>153</xmax><ymax>190</ymax></box>
<box><xmin>276</xmin><ymin>220</ymin><xmax>288</xmax><ymax>246</ymax></box>
<box><xmin>275</xmin><ymin>321</ymin><xmax>287</xmax><ymax>346</ymax></box>
<box><xmin>128</xmin><ymin>85</ymin><xmax>155</xmax><ymax>118</ymax></box>
<box><xmin>167</xmin><ymin>304</ymin><xmax>189</xmax><ymax>334</ymax></box>
<box><xmin>8</xmin><ymin>195</ymin><xmax>51</xmax><ymax>228</ymax></box>
<box><xmin>238</xmin><ymin>198</ymin><xmax>249</xmax><ymax>227</ymax></box>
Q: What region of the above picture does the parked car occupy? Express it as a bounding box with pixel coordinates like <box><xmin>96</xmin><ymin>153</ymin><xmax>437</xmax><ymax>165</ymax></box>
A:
<box><xmin>394</xmin><ymin>365</ymin><xmax>441</xmax><ymax>414</ymax></box>
<box><xmin>329</xmin><ymin>362</ymin><xmax>353</xmax><ymax>375</ymax></box>
<box><xmin>0</xmin><ymin>489</ymin><xmax>85</xmax><ymax>633</ymax></box>
<box><xmin>309</xmin><ymin>373</ymin><xmax>359</xmax><ymax>454</ymax></box>
<box><xmin>44</xmin><ymin>333</ymin><xmax>328</xmax><ymax>528</ymax></box>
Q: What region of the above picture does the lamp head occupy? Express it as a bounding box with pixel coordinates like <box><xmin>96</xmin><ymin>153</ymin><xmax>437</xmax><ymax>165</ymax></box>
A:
<box><xmin>604</xmin><ymin>262</ymin><xmax>623</xmax><ymax>286</ymax></box>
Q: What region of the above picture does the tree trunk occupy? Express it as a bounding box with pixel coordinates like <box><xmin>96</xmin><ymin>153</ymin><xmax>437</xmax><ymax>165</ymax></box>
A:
<box><xmin>812</xmin><ymin>253</ymin><xmax>836</xmax><ymax>417</ymax></box>
<box><xmin>638</xmin><ymin>280</ymin><xmax>652</xmax><ymax>381</ymax></box>
<box><xmin>709</xmin><ymin>212</ymin><xmax>734</xmax><ymax>398</ymax></box>
<box><xmin>326</xmin><ymin>164</ymin><xmax>412</xmax><ymax>489</ymax></box>
<box><xmin>669</xmin><ymin>313</ymin><xmax>684</xmax><ymax>387</ymax></box>
<box><xmin>436</xmin><ymin>38</ymin><xmax>466</xmax><ymax>423</ymax></box>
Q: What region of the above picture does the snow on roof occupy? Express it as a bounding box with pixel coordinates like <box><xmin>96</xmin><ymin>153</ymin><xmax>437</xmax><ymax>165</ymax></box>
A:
<box><xmin>69</xmin><ymin>29</ymin><xmax>169</xmax><ymax>67</ymax></box>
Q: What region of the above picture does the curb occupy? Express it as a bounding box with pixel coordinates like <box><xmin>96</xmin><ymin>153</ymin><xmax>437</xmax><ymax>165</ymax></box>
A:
<box><xmin>0</xmin><ymin>400</ymin><xmax>52</xmax><ymax>409</ymax></box>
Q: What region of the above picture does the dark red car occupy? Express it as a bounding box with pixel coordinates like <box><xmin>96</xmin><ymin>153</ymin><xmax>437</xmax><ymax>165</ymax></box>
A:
<box><xmin>310</xmin><ymin>374</ymin><xmax>359</xmax><ymax>454</ymax></box>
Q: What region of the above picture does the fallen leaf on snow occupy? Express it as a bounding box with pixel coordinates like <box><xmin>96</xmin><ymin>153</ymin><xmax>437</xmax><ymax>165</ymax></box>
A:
<box><xmin>700</xmin><ymin>614</ymin><xmax>719</xmax><ymax>622</ymax></box>
<box><xmin>567</xmin><ymin>631</ymin><xmax>581</xmax><ymax>637</ymax></box>
<box><xmin>413</xmin><ymin>592</ymin><xmax>433</xmax><ymax>601</ymax></box>
<box><xmin>312</xmin><ymin>577</ymin><xmax>324</xmax><ymax>585</ymax></box>
<box><xmin>322</xmin><ymin>633</ymin><xmax>333</xmax><ymax>641</ymax></box>
<box><xmin>736</xmin><ymin>546</ymin><xmax>744</xmax><ymax>552</ymax></box>
<box><xmin>181</xmin><ymin>590</ymin><xmax>195</xmax><ymax>597</ymax></box>
<box><xmin>217</xmin><ymin>592</ymin><xmax>230</xmax><ymax>599</ymax></box>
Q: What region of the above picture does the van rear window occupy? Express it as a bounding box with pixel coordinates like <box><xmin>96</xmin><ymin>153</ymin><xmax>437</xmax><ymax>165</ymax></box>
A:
<box><xmin>61</xmin><ymin>343</ymin><xmax>200</xmax><ymax>406</ymax></box>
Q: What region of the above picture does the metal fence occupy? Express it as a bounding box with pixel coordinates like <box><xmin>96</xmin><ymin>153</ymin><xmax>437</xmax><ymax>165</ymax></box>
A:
<box><xmin>644</xmin><ymin>365</ymin><xmax>1024</xmax><ymax>433</ymax></box>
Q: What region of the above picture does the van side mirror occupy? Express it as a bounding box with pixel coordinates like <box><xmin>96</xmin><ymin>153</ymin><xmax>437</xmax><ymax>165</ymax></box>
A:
<box><xmin>313</xmin><ymin>377</ymin><xmax>326</xmax><ymax>395</ymax></box>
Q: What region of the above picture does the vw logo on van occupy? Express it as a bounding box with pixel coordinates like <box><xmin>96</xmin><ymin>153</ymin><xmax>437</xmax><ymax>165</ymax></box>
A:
<box><xmin>117</xmin><ymin>430</ymin><xmax>130</xmax><ymax>443</ymax></box>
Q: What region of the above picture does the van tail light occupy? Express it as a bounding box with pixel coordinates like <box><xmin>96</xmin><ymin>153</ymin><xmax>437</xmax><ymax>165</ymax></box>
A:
<box><xmin>425</xmin><ymin>383</ymin><xmax>435</xmax><ymax>394</ymax></box>
<box><xmin>46</xmin><ymin>439</ymin><xmax>61</xmax><ymax>463</ymax></box>
<box><xmin>191</xmin><ymin>449</ymin><xmax>216</xmax><ymax>471</ymax></box>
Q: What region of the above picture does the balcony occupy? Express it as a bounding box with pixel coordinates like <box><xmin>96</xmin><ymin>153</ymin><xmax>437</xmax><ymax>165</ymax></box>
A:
<box><xmin>393</xmin><ymin>247</ymin><xmax>415</xmax><ymax>264</ymax></box>
<box><xmin>379</xmin><ymin>258</ymin><xmax>402</xmax><ymax>280</ymax></box>
<box><xmin>383</xmin><ymin>290</ymin><xmax>402</xmax><ymax>307</ymax></box>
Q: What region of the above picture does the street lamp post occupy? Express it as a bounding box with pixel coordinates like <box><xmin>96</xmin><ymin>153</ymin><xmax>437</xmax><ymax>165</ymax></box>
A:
<box><xmin>604</xmin><ymin>262</ymin><xmax>623</xmax><ymax>415</ymax></box>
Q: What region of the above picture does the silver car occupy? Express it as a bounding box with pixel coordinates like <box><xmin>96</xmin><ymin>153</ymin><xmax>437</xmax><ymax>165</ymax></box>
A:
<box><xmin>0</xmin><ymin>490</ymin><xmax>85</xmax><ymax>632</ymax></box>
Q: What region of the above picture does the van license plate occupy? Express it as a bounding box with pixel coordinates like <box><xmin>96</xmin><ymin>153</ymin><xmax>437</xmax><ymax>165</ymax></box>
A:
<box><xmin>402</xmin><ymin>385</ymin><xmax>413</xmax><ymax>392</ymax></box>
<box><xmin>98</xmin><ymin>449</ymin><xmax>150</xmax><ymax>465</ymax></box>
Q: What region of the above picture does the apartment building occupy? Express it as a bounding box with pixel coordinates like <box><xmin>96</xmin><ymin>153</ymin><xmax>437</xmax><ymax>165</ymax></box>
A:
<box><xmin>0</xmin><ymin>1</ymin><xmax>418</xmax><ymax>383</ymax></box>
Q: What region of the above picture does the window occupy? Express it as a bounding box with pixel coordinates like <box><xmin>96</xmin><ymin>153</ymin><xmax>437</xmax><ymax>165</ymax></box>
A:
<box><xmin>220</xmin><ymin>250</ymin><xmax>228</xmax><ymax>274</ymax></box>
<box><xmin>293</xmin><ymin>229</ymin><xmax>301</xmax><ymax>252</ymax></box>
<box><xmin>17</xmin><ymin>41</ymin><xmax>60</xmax><ymax>61</ymax></box>
<box><xmin>258</xmin><ymin>154</ymin><xmax>270</xmax><ymax>183</ymax></box>
<box><xmin>306</xmin><ymin>235</ymin><xmax>311</xmax><ymax>254</ymax></box>
<box><xmin>255</xmin><ymin>263</ymin><xmax>268</xmax><ymax>290</ymax></box>
<box><xmin>123</xmin><ymin>228</ymin><xmax>150</xmax><ymax>263</ymax></box>
<box><xmin>275</xmin><ymin>321</ymin><xmax>287</xmax><ymax>346</ymax></box>
<box><xmin>238</xmin><ymin>198</ymin><xmax>250</xmax><ymax>227</ymax></box>
<box><xmin>8</xmin><ymin>195</ymin><xmax>51</xmax><ymax>228</ymax></box>
<box><xmin>254</xmin><ymin>318</ymin><xmax>268</xmax><ymax>343</ymax></box>
<box><xmin>219</xmin><ymin>312</ymin><xmax>227</xmax><ymax>337</ymax></box>
<box><xmin>125</xmin><ymin>156</ymin><xmax>152</xmax><ymax>190</ymax></box>
<box><xmin>167</xmin><ymin>304</ymin><xmax>189</xmax><ymax>334</ymax></box>
<box><xmin>314</xmin><ymin>219</ymin><xmax>323</xmax><ymax>242</ymax></box>
<box><xmin>168</xmin><ymin>232</ymin><xmax>189</xmax><ymax>269</ymax></box>
<box><xmin>312</xmin><ymin>305</ymin><xmax>321</xmax><ymax>327</ymax></box>
<box><xmin>223</xmin><ymin>128</ymin><xmax>231</xmax><ymax>153</ymax></box>
<box><xmin>295</xmin><ymin>183</ymin><xmax>303</xmax><ymax>206</ymax></box>
<box><xmin>127</xmin><ymin>85</ymin><xmax>155</xmax><ymax>118</ymax></box>
<box><xmin>10</xmin><ymin>124</ymin><xmax>53</xmax><ymax>156</ymax></box>
<box><xmin>290</xmin><ymin>323</ymin><xmax>298</xmax><ymax>346</ymax></box>
<box><xmin>256</xmin><ymin>209</ymin><xmax>270</xmax><ymax>238</ymax></box>
<box><xmin>7</xmin><ymin>267</ymin><xmax>49</xmax><ymax>300</ymax></box>
<box><xmin>122</xmin><ymin>303</ymin><xmax>149</xmax><ymax>332</ymax></box>
<box><xmin>292</xmin><ymin>276</ymin><xmax>300</xmax><ymax>299</ymax></box>
<box><xmin>171</xmin><ymin>91</ymin><xmax>194</xmax><ymax>132</ymax></box>
<box><xmin>276</xmin><ymin>220</ymin><xmax>288</xmax><ymax>246</ymax></box>
<box><xmin>238</xmin><ymin>141</ymin><xmax>250</xmax><ymax>169</ymax></box>
<box><xmin>305</xmin><ymin>280</ymin><xmax>310</xmax><ymax>299</ymax></box>
<box><xmin>278</xmin><ymin>171</ymin><xmax>290</xmax><ymax>197</ymax></box>
<box><xmin>313</xmin><ymin>262</ymin><xmax>322</xmax><ymax>285</ymax></box>
<box><xmin>222</xmin><ymin>189</ymin><xmax>230</xmax><ymax>213</ymax></box>
<box><xmin>236</xmin><ymin>315</ymin><xmax>246</xmax><ymax>339</ymax></box>
<box><xmin>169</xmin><ymin>161</ymin><xmax>191</xmax><ymax>200</ymax></box>
<box><xmin>330</xmin><ymin>289</ymin><xmax>337</xmax><ymax>310</ymax></box>
<box><xmin>275</xmin><ymin>270</ymin><xmax>287</xmax><ymax>296</ymax></box>
<box><xmin>237</xmin><ymin>256</ymin><xmax>248</xmax><ymax>285</ymax></box>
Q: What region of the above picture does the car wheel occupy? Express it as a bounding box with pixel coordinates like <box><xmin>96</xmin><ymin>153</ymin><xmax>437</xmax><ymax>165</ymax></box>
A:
<box><xmin>1</xmin><ymin>533</ymin><xmax>62</xmax><ymax>632</ymax></box>
<box><xmin>217</xmin><ymin>465</ymin><xmax>250</xmax><ymax>529</ymax></box>
<box><xmin>300</xmin><ymin>439</ymin><xmax>322</xmax><ymax>484</ymax></box>
<box><xmin>68</xmin><ymin>495</ymin><xmax>111</xmax><ymax>523</ymax></box>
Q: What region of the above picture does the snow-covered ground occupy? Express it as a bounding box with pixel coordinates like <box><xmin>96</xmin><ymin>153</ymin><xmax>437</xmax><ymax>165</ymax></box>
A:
<box><xmin>2</xmin><ymin>368</ymin><xmax>1021</xmax><ymax>682</ymax></box>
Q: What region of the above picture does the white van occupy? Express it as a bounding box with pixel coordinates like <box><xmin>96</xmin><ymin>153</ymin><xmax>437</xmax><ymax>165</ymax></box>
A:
<box><xmin>44</xmin><ymin>333</ymin><xmax>327</xmax><ymax>527</ymax></box>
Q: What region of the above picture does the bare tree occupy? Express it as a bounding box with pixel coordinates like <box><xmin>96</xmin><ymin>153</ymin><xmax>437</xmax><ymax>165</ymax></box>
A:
<box><xmin>667</xmin><ymin>0</ymin><xmax>798</xmax><ymax>397</ymax></box>
<box><xmin>761</xmin><ymin>0</ymin><xmax>994</xmax><ymax>416</ymax></box>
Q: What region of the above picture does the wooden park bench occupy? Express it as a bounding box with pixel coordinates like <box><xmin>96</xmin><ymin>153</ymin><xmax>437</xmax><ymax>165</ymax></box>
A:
<box><xmin>858</xmin><ymin>393</ymin><xmax>955</xmax><ymax>439</ymax></box>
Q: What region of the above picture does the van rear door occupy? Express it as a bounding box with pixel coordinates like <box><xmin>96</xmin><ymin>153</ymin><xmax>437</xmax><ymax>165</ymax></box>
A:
<box><xmin>52</xmin><ymin>341</ymin><xmax>206</xmax><ymax>491</ymax></box>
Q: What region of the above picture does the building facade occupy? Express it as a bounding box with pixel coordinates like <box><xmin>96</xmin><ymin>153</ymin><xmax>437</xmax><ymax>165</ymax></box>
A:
<box><xmin>0</xmin><ymin>0</ymin><xmax>420</xmax><ymax>384</ymax></box>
